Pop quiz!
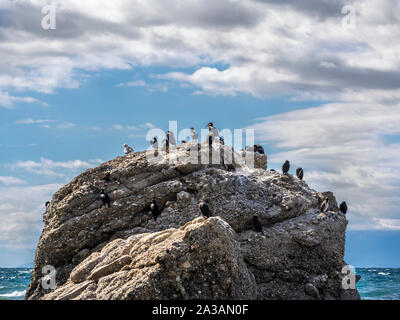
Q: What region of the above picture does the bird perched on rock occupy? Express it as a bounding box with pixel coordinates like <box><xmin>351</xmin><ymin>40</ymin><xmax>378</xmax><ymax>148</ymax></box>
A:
<box><xmin>255</xmin><ymin>144</ymin><xmax>265</xmax><ymax>154</ymax></box>
<box><xmin>199</xmin><ymin>201</ymin><xmax>212</xmax><ymax>218</ymax></box>
<box><xmin>166</xmin><ymin>131</ymin><xmax>176</xmax><ymax>146</ymax></box>
<box><xmin>124</xmin><ymin>144</ymin><xmax>134</xmax><ymax>155</ymax></box>
<box><xmin>320</xmin><ymin>197</ymin><xmax>329</xmax><ymax>213</ymax></box>
<box><xmin>150</xmin><ymin>200</ymin><xmax>161</xmax><ymax>221</ymax></box>
<box><xmin>226</xmin><ymin>164</ymin><xmax>235</xmax><ymax>172</ymax></box>
<box><xmin>190</xmin><ymin>128</ymin><xmax>198</xmax><ymax>142</ymax></box>
<box><xmin>253</xmin><ymin>216</ymin><xmax>265</xmax><ymax>235</ymax></box>
<box><xmin>339</xmin><ymin>201</ymin><xmax>348</xmax><ymax>214</ymax></box>
<box><xmin>245</xmin><ymin>145</ymin><xmax>264</xmax><ymax>154</ymax></box>
<box><xmin>296</xmin><ymin>168</ymin><xmax>304</xmax><ymax>180</ymax></box>
<box><xmin>207</xmin><ymin>122</ymin><xmax>219</xmax><ymax>146</ymax></box>
<box><xmin>100</xmin><ymin>190</ymin><xmax>111</xmax><ymax>208</ymax></box>
<box><xmin>219</xmin><ymin>137</ymin><xmax>225</xmax><ymax>145</ymax></box>
<box><xmin>162</xmin><ymin>139</ymin><xmax>170</xmax><ymax>153</ymax></box>
<box><xmin>207</xmin><ymin>122</ymin><xmax>219</xmax><ymax>137</ymax></box>
<box><xmin>181</xmin><ymin>140</ymin><xmax>187</xmax><ymax>144</ymax></box>
<box><xmin>282</xmin><ymin>160</ymin><xmax>290</xmax><ymax>174</ymax></box>
<box><xmin>270</xmin><ymin>169</ymin><xmax>276</xmax><ymax>172</ymax></box>
<box><xmin>150</xmin><ymin>137</ymin><xmax>158</xmax><ymax>149</ymax></box>
<box><xmin>43</xmin><ymin>201</ymin><xmax>51</xmax><ymax>222</ymax></box>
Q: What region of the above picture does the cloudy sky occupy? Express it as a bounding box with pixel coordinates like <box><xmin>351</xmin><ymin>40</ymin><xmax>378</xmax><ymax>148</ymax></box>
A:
<box><xmin>0</xmin><ymin>0</ymin><xmax>399</xmax><ymax>267</ymax></box>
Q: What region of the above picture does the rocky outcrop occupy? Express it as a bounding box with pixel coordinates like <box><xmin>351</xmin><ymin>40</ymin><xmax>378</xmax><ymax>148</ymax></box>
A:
<box><xmin>26</xmin><ymin>143</ymin><xmax>359</xmax><ymax>300</ymax></box>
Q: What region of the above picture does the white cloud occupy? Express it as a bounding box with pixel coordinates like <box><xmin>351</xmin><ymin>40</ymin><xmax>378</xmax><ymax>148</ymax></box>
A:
<box><xmin>0</xmin><ymin>91</ymin><xmax>43</xmax><ymax>109</ymax></box>
<box><xmin>0</xmin><ymin>0</ymin><xmax>399</xmax><ymax>102</ymax></box>
<box><xmin>8</xmin><ymin>158</ymin><xmax>102</xmax><ymax>178</ymax></box>
<box><xmin>112</xmin><ymin>124</ymin><xmax>124</xmax><ymax>130</ymax></box>
<box><xmin>56</xmin><ymin>122</ymin><xmax>76</xmax><ymax>129</ymax></box>
<box><xmin>0</xmin><ymin>184</ymin><xmax>61</xmax><ymax>250</ymax></box>
<box><xmin>111</xmin><ymin>123</ymin><xmax>156</xmax><ymax>131</ymax></box>
<box><xmin>117</xmin><ymin>80</ymin><xmax>147</xmax><ymax>87</ymax></box>
<box><xmin>0</xmin><ymin>176</ymin><xmax>27</xmax><ymax>185</ymax></box>
<box><xmin>16</xmin><ymin>118</ymin><xmax>52</xmax><ymax>125</ymax></box>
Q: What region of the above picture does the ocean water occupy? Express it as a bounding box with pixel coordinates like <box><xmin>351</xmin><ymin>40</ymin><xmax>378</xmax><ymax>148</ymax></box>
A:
<box><xmin>0</xmin><ymin>268</ymin><xmax>31</xmax><ymax>300</ymax></box>
<box><xmin>0</xmin><ymin>268</ymin><xmax>399</xmax><ymax>300</ymax></box>
<box><xmin>356</xmin><ymin>268</ymin><xmax>400</xmax><ymax>300</ymax></box>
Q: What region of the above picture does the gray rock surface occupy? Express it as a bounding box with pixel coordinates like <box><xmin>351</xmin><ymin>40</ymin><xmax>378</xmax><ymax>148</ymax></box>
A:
<box><xmin>26</xmin><ymin>144</ymin><xmax>359</xmax><ymax>300</ymax></box>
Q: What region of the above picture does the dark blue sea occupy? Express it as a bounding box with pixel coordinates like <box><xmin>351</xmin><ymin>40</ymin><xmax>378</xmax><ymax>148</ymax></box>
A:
<box><xmin>0</xmin><ymin>268</ymin><xmax>399</xmax><ymax>300</ymax></box>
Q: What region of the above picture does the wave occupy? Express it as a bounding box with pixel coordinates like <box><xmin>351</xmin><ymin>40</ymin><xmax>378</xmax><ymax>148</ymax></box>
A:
<box><xmin>378</xmin><ymin>272</ymin><xmax>390</xmax><ymax>276</ymax></box>
<box><xmin>17</xmin><ymin>270</ymin><xmax>32</xmax><ymax>275</ymax></box>
<box><xmin>0</xmin><ymin>290</ymin><xmax>26</xmax><ymax>298</ymax></box>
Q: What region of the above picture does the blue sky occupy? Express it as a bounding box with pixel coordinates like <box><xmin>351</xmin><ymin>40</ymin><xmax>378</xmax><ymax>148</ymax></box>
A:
<box><xmin>1</xmin><ymin>0</ymin><xmax>400</xmax><ymax>267</ymax></box>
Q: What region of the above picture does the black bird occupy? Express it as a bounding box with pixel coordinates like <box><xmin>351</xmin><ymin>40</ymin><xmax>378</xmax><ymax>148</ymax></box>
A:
<box><xmin>43</xmin><ymin>202</ymin><xmax>51</xmax><ymax>222</ymax></box>
<box><xmin>208</xmin><ymin>135</ymin><xmax>213</xmax><ymax>146</ymax></box>
<box><xmin>253</xmin><ymin>216</ymin><xmax>265</xmax><ymax>235</ymax></box>
<box><xmin>339</xmin><ymin>201</ymin><xmax>348</xmax><ymax>214</ymax></box>
<box><xmin>296</xmin><ymin>167</ymin><xmax>304</xmax><ymax>180</ymax></box>
<box><xmin>320</xmin><ymin>197</ymin><xmax>329</xmax><ymax>213</ymax></box>
<box><xmin>166</xmin><ymin>131</ymin><xmax>176</xmax><ymax>146</ymax></box>
<box><xmin>270</xmin><ymin>169</ymin><xmax>276</xmax><ymax>172</ymax></box>
<box><xmin>226</xmin><ymin>164</ymin><xmax>235</xmax><ymax>172</ymax></box>
<box><xmin>163</xmin><ymin>139</ymin><xmax>170</xmax><ymax>153</ymax></box>
<box><xmin>282</xmin><ymin>160</ymin><xmax>290</xmax><ymax>174</ymax></box>
<box><xmin>254</xmin><ymin>144</ymin><xmax>265</xmax><ymax>154</ymax></box>
<box><xmin>100</xmin><ymin>190</ymin><xmax>111</xmax><ymax>208</ymax></box>
<box><xmin>150</xmin><ymin>137</ymin><xmax>158</xmax><ymax>149</ymax></box>
<box><xmin>103</xmin><ymin>173</ymin><xmax>111</xmax><ymax>183</ymax></box>
<box><xmin>150</xmin><ymin>200</ymin><xmax>162</xmax><ymax>221</ymax></box>
<box><xmin>219</xmin><ymin>137</ymin><xmax>225</xmax><ymax>145</ymax></box>
<box><xmin>199</xmin><ymin>201</ymin><xmax>212</xmax><ymax>218</ymax></box>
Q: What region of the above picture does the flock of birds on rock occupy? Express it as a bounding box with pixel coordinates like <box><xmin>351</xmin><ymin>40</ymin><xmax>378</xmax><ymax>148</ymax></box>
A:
<box><xmin>43</xmin><ymin>121</ymin><xmax>348</xmax><ymax>236</ymax></box>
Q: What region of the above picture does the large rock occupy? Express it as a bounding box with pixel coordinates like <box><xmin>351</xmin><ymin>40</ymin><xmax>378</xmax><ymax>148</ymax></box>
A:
<box><xmin>41</xmin><ymin>217</ymin><xmax>257</xmax><ymax>300</ymax></box>
<box><xmin>26</xmin><ymin>144</ymin><xmax>359</xmax><ymax>300</ymax></box>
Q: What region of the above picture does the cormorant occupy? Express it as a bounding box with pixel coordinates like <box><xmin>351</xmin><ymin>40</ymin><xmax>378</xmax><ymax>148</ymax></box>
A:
<box><xmin>162</xmin><ymin>139</ymin><xmax>170</xmax><ymax>153</ymax></box>
<box><xmin>190</xmin><ymin>128</ymin><xmax>198</xmax><ymax>142</ymax></box>
<box><xmin>124</xmin><ymin>144</ymin><xmax>134</xmax><ymax>155</ymax></box>
<box><xmin>253</xmin><ymin>216</ymin><xmax>265</xmax><ymax>235</ymax></box>
<box><xmin>339</xmin><ymin>201</ymin><xmax>348</xmax><ymax>214</ymax></box>
<box><xmin>207</xmin><ymin>122</ymin><xmax>219</xmax><ymax>146</ymax></box>
<box><xmin>199</xmin><ymin>201</ymin><xmax>212</xmax><ymax>218</ymax></box>
<box><xmin>166</xmin><ymin>131</ymin><xmax>176</xmax><ymax>146</ymax></box>
<box><xmin>296</xmin><ymin>168</ymin><xmax>304</xmax><ymax>180</ymax></box>
<box><xmin>282</xmin><ymin>160</ymin><xmax>290</xmax><ymax>174</ymax></box>
<box><xmin>254</xmin><ymin>144</ymin><xmax>265</xmax><ymax>154</ymax></box>
<box><xmin>150</xmin><ymin>137</ymin><xmax>158</xmax><ymax>149</ymax></box>
<box><xmin>150</xmin><ymin>200</ymin><xmax>162</xmax><ymax>221</ymax></box>
<box><xmin>320</xmin><ymin>197</ymin><xmax>329</xmax><ymax>213</ymax></box>
<box><xmin>100</xmin><ymin>190</ymin><xmax>111</xmax><ymax>208</ymax></box>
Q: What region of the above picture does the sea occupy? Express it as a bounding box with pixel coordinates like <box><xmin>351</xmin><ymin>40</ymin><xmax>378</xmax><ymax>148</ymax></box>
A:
<box><xmin>0</xmin><ymin>268</ymin><xmax>399</xmax><ymax>300</ymax></box>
